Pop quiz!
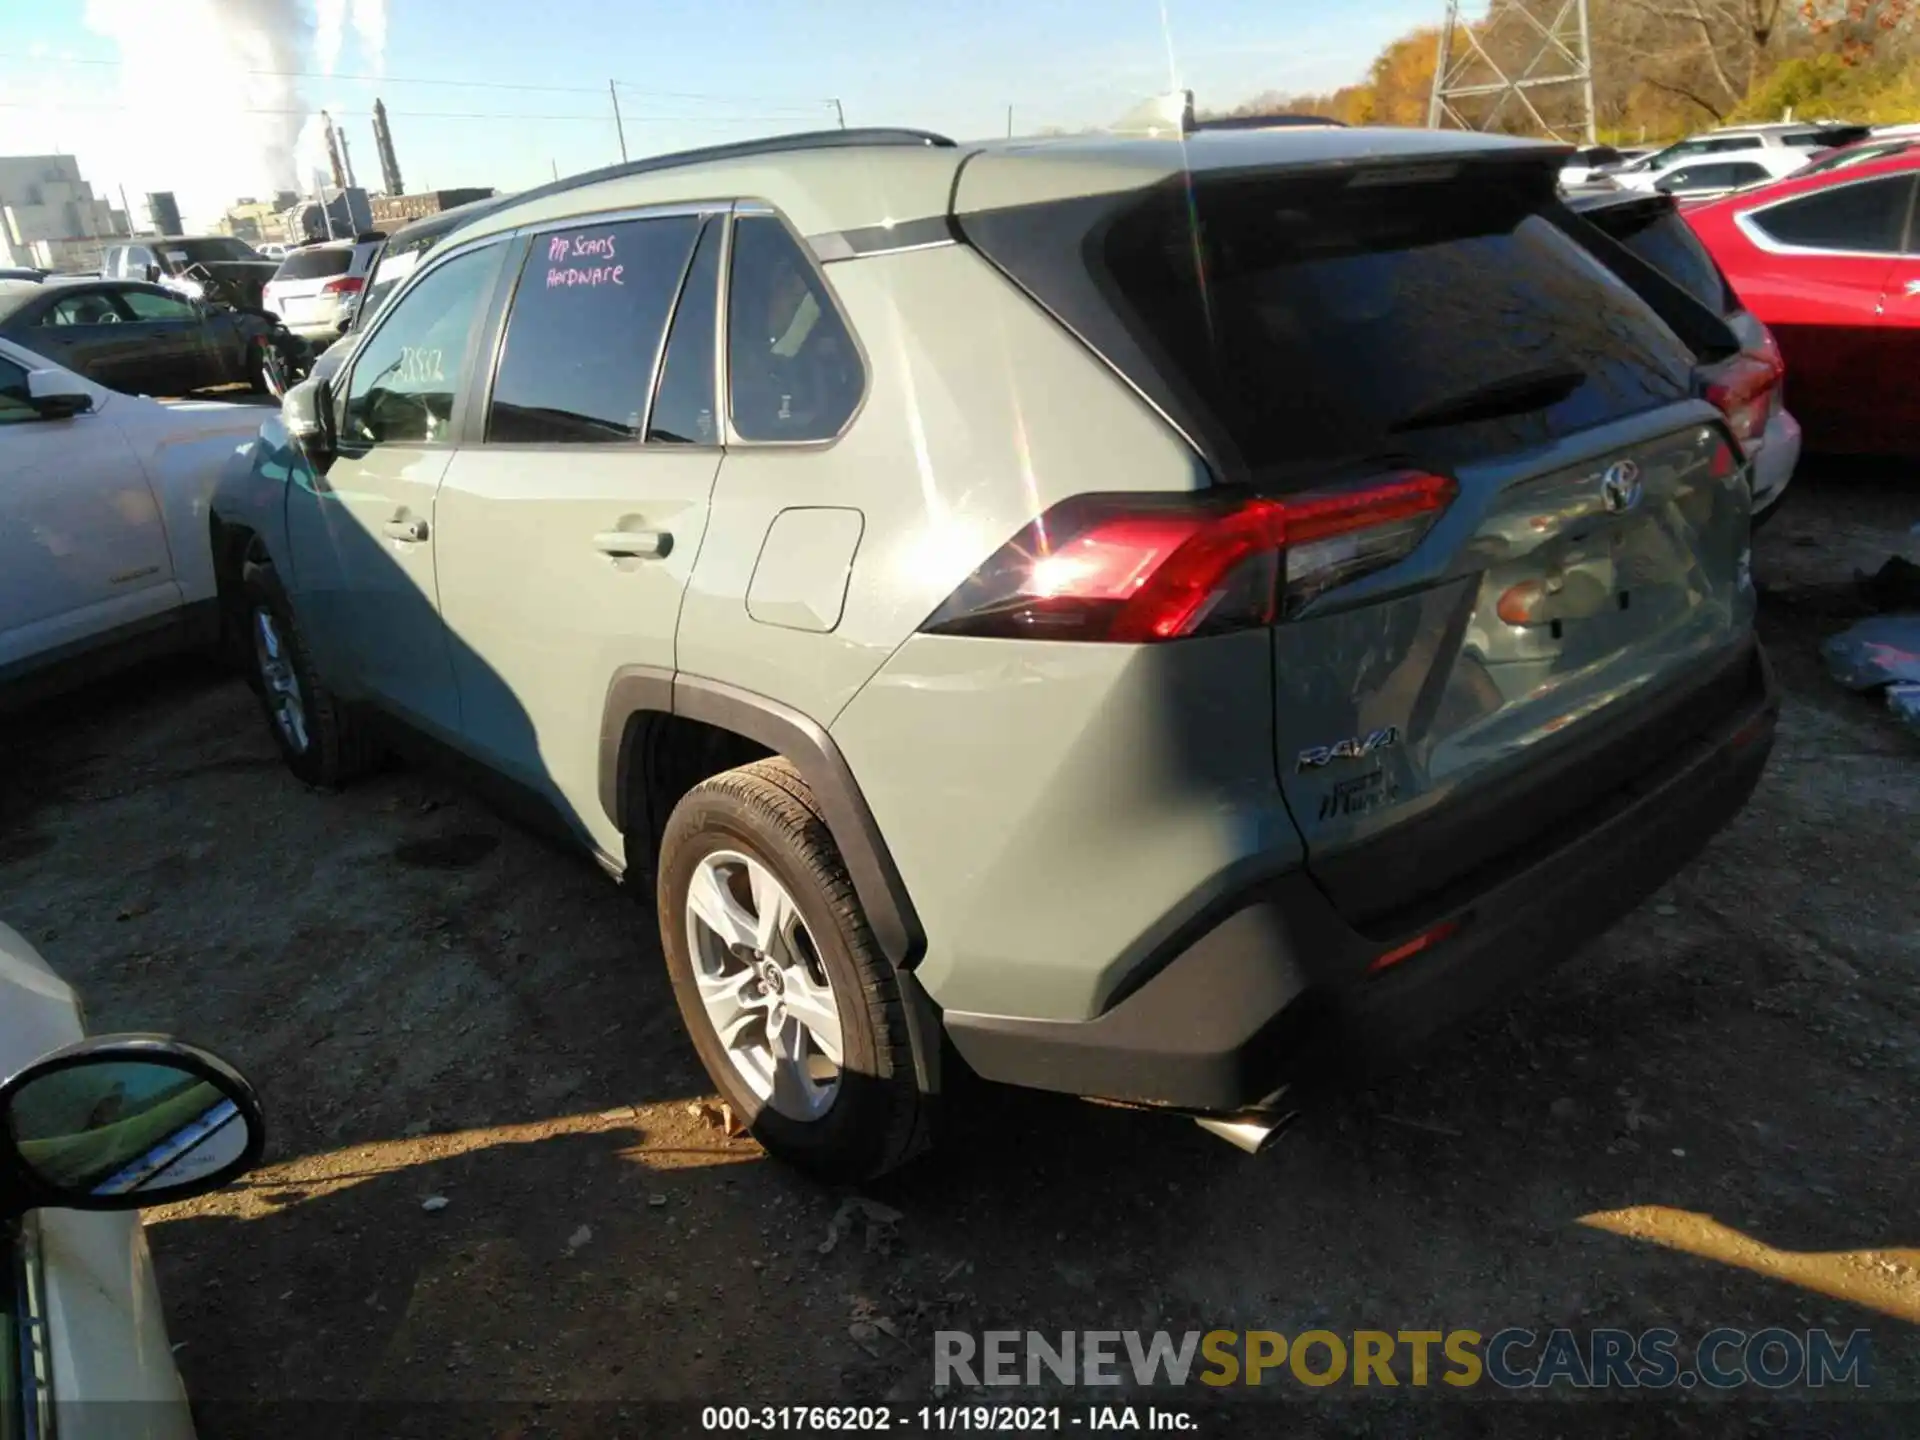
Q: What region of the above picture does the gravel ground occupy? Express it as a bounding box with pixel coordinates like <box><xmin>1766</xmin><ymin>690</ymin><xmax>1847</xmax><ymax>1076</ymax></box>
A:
<box><xmin>2</xmin><ymin>461</ymin><xmax>1916</xmax><ymax>1439</ymax></box>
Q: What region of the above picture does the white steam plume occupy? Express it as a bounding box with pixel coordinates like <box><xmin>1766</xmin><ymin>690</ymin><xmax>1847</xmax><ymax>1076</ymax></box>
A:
<box><xmin>314</xmin><ymin>0</ymin><xmax>386</xmax><ymax>75</ymax></box>
<box><xmin>84</xmin><ymin>0</ymin><xmax>387</xmax><ymax>228</ymax></box>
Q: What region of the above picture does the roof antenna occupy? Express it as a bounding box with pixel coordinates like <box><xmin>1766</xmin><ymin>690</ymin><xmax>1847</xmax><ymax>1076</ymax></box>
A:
<box><xmin>1110</xmin><ymin>89</ymin><xmax>1194</xmax><ymax>138</ymax></box>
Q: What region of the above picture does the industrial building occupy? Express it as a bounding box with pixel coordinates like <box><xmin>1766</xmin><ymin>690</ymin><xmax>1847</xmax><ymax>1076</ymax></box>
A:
<box><xmin>369</xmin><ymin>187</ymin><xmax>496</xmax><ymax>226</ymax></box>
<box><xmin>0</xmin><ymin>154</ymin><xmax>129</xmax><ymax>272</ymax></box>
<box><xmin>219</xmin><ymin>191</ymin><xmax>301</xmax><ymax>243</ymax></box>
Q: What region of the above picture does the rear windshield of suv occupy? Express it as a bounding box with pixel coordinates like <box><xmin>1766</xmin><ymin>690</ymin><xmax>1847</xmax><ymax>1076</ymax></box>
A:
<box><xmin>965</xmin><ymin>167</ymin><xmax>1696</xmax><ymax>478</ymax></box>
<box><xmin>164</xmin><ymin>237</ymin><xmax>260</xmax><ymax>265</ymax></box>
<box><xmin>1589</xmin><ymin>203</ymin><xmax>1737</xmax><ymax>315</ymax></box>
<box><xmin>273</xmin><ymin>247</ymin><xmax>354</xmax><ymax>281</ymax></box>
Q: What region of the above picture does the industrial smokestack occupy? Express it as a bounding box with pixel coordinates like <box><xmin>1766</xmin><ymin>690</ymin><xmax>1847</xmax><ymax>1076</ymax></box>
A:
<box><xmin>321</xmin><ymin>110</ymin><xmax>347</xmax><ymax>191</ymax></box>
<box><xmin>372</xmin><ymin>98</ymin><xmax>404</xmax><ymax>197</ymax></box>
<box><xmin>145</xmin><ymin>191</ymin><xmax>183</xmax><ymax>236</ymax></box>
<box><xmin>338</xmin><ymin>129</ymin><xmax>359</xmax><ymax>190</ymax></box>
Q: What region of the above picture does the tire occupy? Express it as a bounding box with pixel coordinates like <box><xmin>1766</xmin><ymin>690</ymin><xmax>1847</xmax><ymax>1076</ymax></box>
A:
<box><xmin>657</xmin><ymin>759</ymin><xmax>928</xmax><ymax>1180</ymax></box>
<box><xmin>240</xmin><ymin>560</ymin><xmax>377</xmax><ymax>788</ymax></box>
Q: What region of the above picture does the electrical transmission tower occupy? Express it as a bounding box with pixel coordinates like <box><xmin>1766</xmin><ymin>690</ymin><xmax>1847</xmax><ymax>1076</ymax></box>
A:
<box><xmin>1427</xmin><ymin>0</ymin><xmax>1597</xmax><ymax>143</ymax></box>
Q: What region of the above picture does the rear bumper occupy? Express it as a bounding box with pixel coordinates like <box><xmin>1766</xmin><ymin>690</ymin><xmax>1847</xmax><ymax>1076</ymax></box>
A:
<box><xmin>282</xmin><ymin>319</ymin><xmax>348</xmax><ymax>342</ymax></box>
<box><xmin>1751</xmin><ymin>409</ymin><xmax>1801</xmax><ymax>518</ymax></box>
<box><xmin>943</xmin><ymin>641</ymin><xmax>1780</xmax><ymax>1111</ymax></box>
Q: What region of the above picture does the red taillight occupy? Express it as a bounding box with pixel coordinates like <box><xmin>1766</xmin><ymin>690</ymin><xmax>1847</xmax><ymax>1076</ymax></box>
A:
<box><xmin>921</xmin><ymin>473</ymin><xmax>1456</xmax><ymax>643</ymax></box>
<box><xmin>322</xmin><ymin>275</ymin><xmax>365</xmax><ymax>296</ymax></box>
<box><xmin>1704</xmin><ymin>352</ymin><xmax>1778</xmax><ymax>446</ymax></box>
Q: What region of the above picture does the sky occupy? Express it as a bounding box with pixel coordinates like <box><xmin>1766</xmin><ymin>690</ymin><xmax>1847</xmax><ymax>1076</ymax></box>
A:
<box><xmin>0</xmin><ymin>0</ymin><xmax>1446</xmax><ymax>231</ymax></box>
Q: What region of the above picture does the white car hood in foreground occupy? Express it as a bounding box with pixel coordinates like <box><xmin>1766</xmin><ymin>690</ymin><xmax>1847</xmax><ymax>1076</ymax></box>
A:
<box><xmin>0</xmin><ymin>924</ymin><xmax>196</xmax><ymax>1438</ymax></box>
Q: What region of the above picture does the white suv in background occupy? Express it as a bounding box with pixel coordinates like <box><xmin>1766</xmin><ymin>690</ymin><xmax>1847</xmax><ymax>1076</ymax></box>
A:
<box><xmin>261</xmin><ymin>235</ymin><xmax>384</xmax><ymax>342</ymax></box>
<box><xmin>1613</xmin><ymin>122</ymin><xmax>1866</xmax><ymax>193</ymax></box>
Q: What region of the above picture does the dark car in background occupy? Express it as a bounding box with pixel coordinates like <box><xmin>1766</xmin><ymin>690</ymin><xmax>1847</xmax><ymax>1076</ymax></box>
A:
<box><xmin>1564</xmin><ymin>186</ymin><xmax>1799</xmax><ymax>521</ymax></box>
<box><xmin>102</xmin><ymin>235</ymin><xmax>281</xmax><ymax>313</ymax></box>
<box><xmin>0</xmin><ymin>277</ymin><xmax>301</xmax><ymax>396</ymax></box>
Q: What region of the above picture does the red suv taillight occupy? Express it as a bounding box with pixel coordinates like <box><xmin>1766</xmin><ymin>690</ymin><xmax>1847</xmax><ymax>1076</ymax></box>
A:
<box><xmin>1704</xmin><ymin>351</ymin><xmax>1779</xmax><ymax>446</ymax></box>
<box><xmin>919</xmin><ymin>472</ymin><xmax>1456</xmax><ymax>643</ymax></box>
<box><xmin>322</xmin><ymin>275</ymin><xmax>364</xmax><ymax>297</ymax></box>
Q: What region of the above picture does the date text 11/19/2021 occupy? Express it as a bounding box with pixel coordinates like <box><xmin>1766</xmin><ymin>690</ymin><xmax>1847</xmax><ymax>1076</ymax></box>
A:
<box><xmin>701</xmin><ymin>1406</ymin><xmax>1194</xmax><ymax>1431</ymax></box>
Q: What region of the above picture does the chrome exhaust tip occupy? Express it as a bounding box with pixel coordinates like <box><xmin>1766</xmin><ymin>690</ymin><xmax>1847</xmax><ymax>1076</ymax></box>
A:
<box><xmin>1193</xmin><ymin>1108</ymin><xmax>1296</xmax><ymax>1155</ymax></box>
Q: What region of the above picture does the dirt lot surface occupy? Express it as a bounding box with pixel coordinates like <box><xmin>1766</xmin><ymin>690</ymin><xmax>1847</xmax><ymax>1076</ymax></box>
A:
<box><xmin>3</xmin><ymin>463</ymin><xmax>1917</xmax><ymax>1438</ymax></box>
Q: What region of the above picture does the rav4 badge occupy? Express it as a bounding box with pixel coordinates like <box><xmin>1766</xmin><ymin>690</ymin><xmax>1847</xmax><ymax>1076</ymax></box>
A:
<box><xmin>1297</xmin><ymin>726</ymin><xmax>1400</xmax><ymax>771</ymax></box>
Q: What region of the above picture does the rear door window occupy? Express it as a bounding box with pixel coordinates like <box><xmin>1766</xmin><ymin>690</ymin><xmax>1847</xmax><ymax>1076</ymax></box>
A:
<box><xmin>969</xmin><ymin>170</ymin><xmax>1696</xmax><ymax>478</ymax></box>
<box><xmin>487</xmin><ymin>214</ymin><xmax>702</xmax><ymax>445</ymax></box>
<box><xmin>117</xmin><ymin>288</ymin><xmax>198</xmax><ymax>321</ymax></box>
<box><xmin>647</xmin><ymin>217</ymin><xmax>722</xmax><ymax>445</ymax></box>
<box><xmin>1748</xmin><ymin>175</ymin><xmax>1915</xmax><ymax>253</ymax></box>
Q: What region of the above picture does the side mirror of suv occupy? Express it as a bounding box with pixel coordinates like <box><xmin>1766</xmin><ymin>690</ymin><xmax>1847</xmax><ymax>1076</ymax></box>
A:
<box><xmin>24</xmin><ymin>368</ymin><xmax>95</xmax><ymax>421</ymax></box>
<box><xmin>282</xmin><ymin>374</ymin><xmax>337</xmax><ymax>473</ymax></box>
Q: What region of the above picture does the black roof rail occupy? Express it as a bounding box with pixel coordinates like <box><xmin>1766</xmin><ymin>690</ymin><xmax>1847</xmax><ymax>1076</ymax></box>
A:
<box><xmin>499</xmin><ymin>127</ymin><xmax>956</xmax><ymax>214</ymax></box>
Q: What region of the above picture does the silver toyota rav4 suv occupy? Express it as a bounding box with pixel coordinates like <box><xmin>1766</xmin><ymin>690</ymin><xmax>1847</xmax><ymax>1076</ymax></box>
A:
<box><xmin>212</xmin><ymin>123</ymin><xmax>1779</xmax><ymax>1178</ymax></box>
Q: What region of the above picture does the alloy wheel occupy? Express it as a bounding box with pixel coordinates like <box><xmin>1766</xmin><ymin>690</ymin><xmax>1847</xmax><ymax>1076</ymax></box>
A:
<box><xmin>251</xmin><ymin>607</ymin><xmax>311</xmax><ymax>754</ymax></box>
<box><xmin>684</xmin><ymin>849</ymin><xmax>843</xmax><ymax>1120</ymax></box>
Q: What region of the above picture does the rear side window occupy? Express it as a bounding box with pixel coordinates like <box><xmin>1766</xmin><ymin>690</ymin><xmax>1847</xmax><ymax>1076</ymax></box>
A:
<box><xmin>1592</xmin><ymin>205</ymin><xmax>1733</xmax><ymax>313</ymax></box>
<box><xmin>726</xmin><ymin>214</ymin><xmax>863</xmax><ymax>442</ymax></box>
<box><xmin>1749</xmin><ymin>176</ymin><xmax>1913</xmax><ymax>253</ymax></box>
<box><xmin>274</xmin><ymin>248</ymin><xmax>354</xmax><ymax>281</ymax></box>
<box><xmin>488</xmin><ymin>215</ymin><xmax>702</xmax><ymax>444</ymax></box>
<box><xmin>970</xmin><ymin>171</ymin><xmax>1696</xmax><ymax>477</ymax></box>
<box><xmin>117</xmin><ymin>288</ymin><xmax>197</xmax><ymax>321</ymax></box>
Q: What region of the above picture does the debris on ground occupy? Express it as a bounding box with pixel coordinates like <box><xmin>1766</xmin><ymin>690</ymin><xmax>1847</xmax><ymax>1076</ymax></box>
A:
<box><xmin>421</xmin><ymin>1195</ymin><xmax>449</xmax><ymax>1213</ymax></box>
<box><xmin>1822</xmin><ymin>614</ymin><xmax>1920</xmax><ymax>738</ymax></box>
<box><xmin>567</xmin><ymin>1225</ymin><xmax>593</xmax><ymax>1252</ymax></box>
<box><xmin>818</xmin><ymin>1197</ymin><xmax>903</xmax><ymax>1257</ymax></box>
<box><xmin>687</xmin><ymin>1099</ymin><xmax>744</xmax><ymax>1136</ymax></box>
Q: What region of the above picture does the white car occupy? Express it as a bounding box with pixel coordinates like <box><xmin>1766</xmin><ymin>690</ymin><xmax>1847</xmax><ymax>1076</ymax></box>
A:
<box><xmin>1</xmin><ymin>921</ymin><xmax>265</xmax><ymax>1438</ymax></box>
<box><xmin>255</xmin><ymin>242</ymin><xmax>289</xmax><ymax>261</ymax></box>
<box><xmin>0</xmin><ymin>336</ymin><xmax>265</xmax><ymax>710</ymax></box>
<box><xmin>1631</xmin><ymin>146</ymin><xmax>1813</xmax><ymax>199</ymax></box>
<box><xmin>261</xmin><ymin>236</ymin><xmax>383</xmax><ymax>343</ymax></box>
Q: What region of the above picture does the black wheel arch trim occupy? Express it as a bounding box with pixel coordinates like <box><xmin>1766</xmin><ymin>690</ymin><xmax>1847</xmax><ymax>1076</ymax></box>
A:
<box><xmin>600</xmin><ymin>667</ymin><xmax>928</xmax><ymax>974</ymax></box>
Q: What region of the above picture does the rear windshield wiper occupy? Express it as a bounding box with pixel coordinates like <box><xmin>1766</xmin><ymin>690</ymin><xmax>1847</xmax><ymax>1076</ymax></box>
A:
<box><xmin>1386</xmin><ymin>365</ymin><xmax>1587</xmax><ymax>433</ymax></box>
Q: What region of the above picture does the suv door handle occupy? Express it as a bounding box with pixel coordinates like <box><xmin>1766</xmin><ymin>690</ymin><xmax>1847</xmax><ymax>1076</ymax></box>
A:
<box><xmin>593</xmin><ymin>529</ymin><xmax>671</xmax><ymax>559</ymax></box>
<box><xmin>383</xmin><ymin>517</ymin><xmax>428</xmax><ymax>542</ymax></box>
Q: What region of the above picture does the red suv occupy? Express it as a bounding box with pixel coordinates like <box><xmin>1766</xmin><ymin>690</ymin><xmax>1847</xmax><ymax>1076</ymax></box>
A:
<box><xmin>1682</xmin><ymin>150</ymin><xmax>1920</xmax><ymax>455</ymax></box>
